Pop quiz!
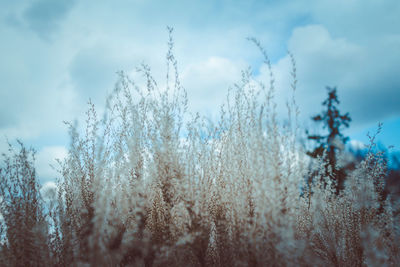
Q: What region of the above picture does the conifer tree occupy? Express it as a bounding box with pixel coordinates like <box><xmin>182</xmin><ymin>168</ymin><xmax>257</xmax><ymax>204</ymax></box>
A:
<box><xmin>307</xmin><ymin>86</ymin><xmax>351</xmax><ymax>193</ymax></box>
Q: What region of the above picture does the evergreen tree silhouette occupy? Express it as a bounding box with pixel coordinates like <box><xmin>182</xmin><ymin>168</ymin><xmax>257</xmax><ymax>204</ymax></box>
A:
<box><xmin>307</xmin><ymin>86</ymin><xmax>351</xmax><ymax>194</ymax></box>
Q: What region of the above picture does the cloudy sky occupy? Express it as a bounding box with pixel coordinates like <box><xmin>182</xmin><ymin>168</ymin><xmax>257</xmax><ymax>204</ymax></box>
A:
<box><xmin>1</xmin><ymin>0</ymin><xmax>399</xmax><ymax>183</ymax></box>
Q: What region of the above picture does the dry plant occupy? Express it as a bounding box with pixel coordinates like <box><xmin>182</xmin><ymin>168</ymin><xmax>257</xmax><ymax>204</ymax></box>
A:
<box><xmin>0</xmin><ymin>28</ymin><xmax>399</xmax><ymax>266</ymax></box>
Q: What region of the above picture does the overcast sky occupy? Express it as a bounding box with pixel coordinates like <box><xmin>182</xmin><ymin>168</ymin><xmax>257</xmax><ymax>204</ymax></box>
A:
<box><xmin>1</xmin><ymin>0</ymin><xmax>399</xmax><ymax>183</ymax></box>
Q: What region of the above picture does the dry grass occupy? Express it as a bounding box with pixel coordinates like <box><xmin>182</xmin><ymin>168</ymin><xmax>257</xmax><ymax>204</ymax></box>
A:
<box><xmin>1</xmin><ymin>29</ymin><xmax>399</xmax><ymax>266</ymax></box>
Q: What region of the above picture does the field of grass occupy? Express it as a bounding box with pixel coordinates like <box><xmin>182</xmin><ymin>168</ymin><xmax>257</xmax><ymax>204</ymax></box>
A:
<box><xmin>1</xmin><ymin>30</ymin><xmax>399</xmax><ymax>266</ymax></box>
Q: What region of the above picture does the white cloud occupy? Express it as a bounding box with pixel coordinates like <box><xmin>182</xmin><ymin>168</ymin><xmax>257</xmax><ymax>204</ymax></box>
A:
<box><xmin>261</xmin><ymin>24</ymin><xmax>364</xmax><ymax>117</ymax></box>
<box><xmin>0</xmin><ymin>0</ymin><xmax>399</xmax><ymax>158</ymax></box>
<box><xmin>182</xmin><ymin>56</ymin><xmax>247</xmax><ymax>116</ymax></box>
<box><xmin>36</xmin><ymin>146</ymin><xmax>67</xmax><ymax>183</ymax></box>
<box><xmin>349</xmin><ymin>139</ymin><xmax>365</xmax><ymax>151</ymax></box>
<box><xmin>40</xmin><ymin>181</ymin><xmax>57</xmax><ymax>203</ymax></box>
<box><xmin>256</xmin><ymin>23</ymin><xmax>400</xmax><ymax>132</ymax></box>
